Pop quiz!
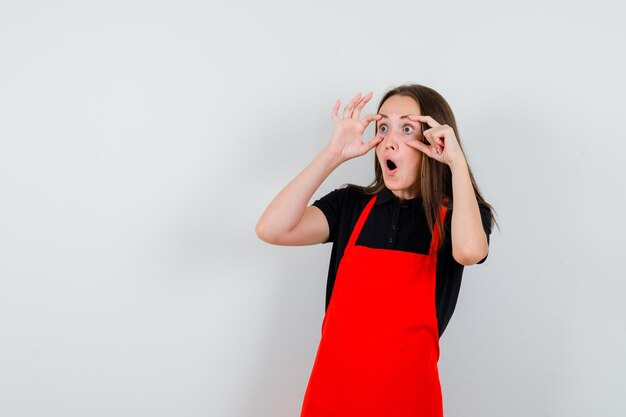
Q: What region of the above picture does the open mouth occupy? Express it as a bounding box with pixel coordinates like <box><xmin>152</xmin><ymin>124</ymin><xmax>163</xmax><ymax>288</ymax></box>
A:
<box><xmin>386</xmin><ymin>159</ymin><xmax>397</xmax><ymax>172</ymax></box>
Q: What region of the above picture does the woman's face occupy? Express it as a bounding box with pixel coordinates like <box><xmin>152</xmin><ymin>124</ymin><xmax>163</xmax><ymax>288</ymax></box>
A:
<box><xmin>375</xmin><ymin>95</ymin><xmax>423</xmax><ymax>200</ymax></box>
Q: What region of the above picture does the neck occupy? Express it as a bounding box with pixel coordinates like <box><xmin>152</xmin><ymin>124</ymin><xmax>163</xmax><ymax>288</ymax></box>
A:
<box><xmin>390</xmin><ymin>185</ymin><xmax>421</xmax><ymax>201</ymax></box>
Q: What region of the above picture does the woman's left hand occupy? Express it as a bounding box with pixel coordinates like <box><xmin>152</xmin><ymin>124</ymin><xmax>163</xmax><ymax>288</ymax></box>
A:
<box><xmin>405</xmin><ymin>115</ymin><xmax>465</xmax><ymax>167</ymax></box>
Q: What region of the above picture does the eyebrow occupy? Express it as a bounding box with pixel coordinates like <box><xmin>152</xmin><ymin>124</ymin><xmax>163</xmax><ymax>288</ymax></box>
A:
<box><xmin>378</xmin><ymin>114</ymin><xmax>413</xmax><ymax>119</ymax></box>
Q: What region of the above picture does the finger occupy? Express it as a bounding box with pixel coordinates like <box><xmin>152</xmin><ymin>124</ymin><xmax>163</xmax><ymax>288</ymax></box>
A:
<box><xmin>409</xmin><ymin>140</ymin><xmax>444</xmax><ymax>162</ymax></box>
<box><xmin>352</xmin><ymin>91</ymin><xmax>372</xmax><ymax>119</ymax></box>
<box><xmin>426</xmin><ymin>138</ymin><xmax>444</xmax><ymax>158</ymax></box>
<box><xmin>332</xmin><ymin>99</ymin><xmax>340</xmax><ymax>122</ymax></box>
<box><xmin>423</xmin><ymin>130</ymin><xmax>432</xmax><ymax>146</ymax></box>
<box><xmin>362</xmin><ymin>136</ymin><xmax>383</xmax><ymax>153</ymax></box>
<box><xmin>424</xmin><ymin>133</ymin><xmax>443</xmax><ymax>154</ymax></box>
<box><xmin>423</xmin><ymin>129</ymin><xmax>444</xmax><ymax>147</ymax></box>
<box><xmin>407</xmin><ymin>114</ymin><xmax>442</xmax><ymax>129</ymax></box>
<box><xmin>360</xmin><ymin>113</ymin><xmax>382</xmax><ymax>129</ymax></box>
<box><xmin>433</xmin><ymin>146</ymin><xmax>445</xmax><ymax>162</ymax></box>
<box><xmin>343</xmin><ymin>93</ymin><xmax>362</xmax><ymax>119</ymax></box>
<box><xmin>425</xmin><ymin>131</ymin><xmax>444</xmax><ymax>146</ymax></box>
<box><xmin>405</xmin><ymin>139</ymin><xmax>432</xmax><ymax>155</ymax></box>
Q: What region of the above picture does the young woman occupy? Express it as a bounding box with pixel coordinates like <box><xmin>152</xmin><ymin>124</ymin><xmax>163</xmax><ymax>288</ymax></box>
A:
<box><xmin>256</xmin><ymin>84</ymin><xmax>496</xmax><ymax>417</ymax></box>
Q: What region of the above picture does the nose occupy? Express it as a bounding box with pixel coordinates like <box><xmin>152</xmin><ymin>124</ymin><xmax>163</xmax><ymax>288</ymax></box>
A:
<box><xmin>381</xmin><ymin>131</ymin><xmax>399</xmax><ymax>151</ymax></box>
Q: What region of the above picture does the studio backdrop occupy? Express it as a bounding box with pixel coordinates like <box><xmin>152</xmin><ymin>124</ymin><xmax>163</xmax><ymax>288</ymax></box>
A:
<box><xmin>0</xmin><ymin>1</ymin><xmax>624</xmax><ymax>416</ymax></box>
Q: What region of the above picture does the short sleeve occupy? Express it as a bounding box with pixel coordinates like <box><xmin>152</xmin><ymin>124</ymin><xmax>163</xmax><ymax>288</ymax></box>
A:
<box><xmin>311</xmin><ymin>188</ymin><xmax>349</xmax><ymax>244</ymax></box>
<box><xmin>444</xmin><ymin>203</ymin><xmax>493</xmax><ymax>264</ymax></box>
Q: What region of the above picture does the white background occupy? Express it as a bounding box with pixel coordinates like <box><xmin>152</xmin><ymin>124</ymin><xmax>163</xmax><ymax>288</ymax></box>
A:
<box><xmin>1</xmin><ymin>1</ymin><xmax>625</xmax><ymax>416</ymax></box>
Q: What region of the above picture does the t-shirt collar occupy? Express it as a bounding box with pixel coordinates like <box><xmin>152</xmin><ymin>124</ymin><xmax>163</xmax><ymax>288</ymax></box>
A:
<box><xmin>376</xmin><ymin>186</ymin><xmax>422</xmax><ymax>206</ymax></box>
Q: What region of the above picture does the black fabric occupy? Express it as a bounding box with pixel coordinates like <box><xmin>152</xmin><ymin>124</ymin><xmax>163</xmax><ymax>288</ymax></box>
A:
<box><xmin>311</xmin><ymin>185</ymin><xmax>492</xmax><ymax>338</ymax></box>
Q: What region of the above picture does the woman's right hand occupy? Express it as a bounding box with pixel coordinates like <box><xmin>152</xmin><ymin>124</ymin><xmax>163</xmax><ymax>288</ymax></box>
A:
<box><xmin>324</xmin><ymin>92</ymin><xmax>383</xmax><ymax>163</ymax></box>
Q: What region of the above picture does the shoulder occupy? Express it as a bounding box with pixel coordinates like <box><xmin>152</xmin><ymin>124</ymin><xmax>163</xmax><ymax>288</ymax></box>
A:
<box><xmin>443</xmin><ymin>202</ymin><xmax>493</xmax><ymax>235</ymax></box>
<box><xmin>312</xmin><ymin>185</ymin><xmax>370</xmax><ymax>211</ymax></box>
<box><xmin>311</xmin><ymin>185</ymin><xmax>371</xmax><ymax>243</ymax></box>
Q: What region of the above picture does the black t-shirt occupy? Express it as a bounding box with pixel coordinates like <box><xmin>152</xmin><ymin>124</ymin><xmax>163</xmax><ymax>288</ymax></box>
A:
<box><xmin>311</xmin><ymin>185</ymin><xmax>492</xmax><ymax>337</ymax></box>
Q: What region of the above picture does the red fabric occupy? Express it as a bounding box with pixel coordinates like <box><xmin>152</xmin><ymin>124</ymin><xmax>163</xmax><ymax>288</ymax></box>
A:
<box><xmin>300</xmin><ymin>194</ymin><xmax>448</xmax><ymax>417</ymax></box>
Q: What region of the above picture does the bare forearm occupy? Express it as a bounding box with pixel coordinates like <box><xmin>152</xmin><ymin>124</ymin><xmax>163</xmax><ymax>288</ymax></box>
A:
<box><xmin>449</xmin><ymin>158</ymin><xmax>489</xmax><ymax>265</ymax></box>
<box><xmin>256</xmin><ymin>91</ymin><xmax>381</xmax><ymax>243</ymax></box>
<box><xmin>256</xmin><ymin>147</ymin><xmax>342</xmax><ymax>238</ymax></box>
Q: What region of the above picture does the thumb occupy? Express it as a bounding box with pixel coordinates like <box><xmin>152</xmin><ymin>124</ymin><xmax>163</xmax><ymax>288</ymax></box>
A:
<box><xmin>406</xmin><ymin>139</ymin><xmax>429</xmax><ymax>153</ymax></box>
<box><xmin>363</xmin><ymin>136</ymin><xmax>383</xmax><ymax>153</ymax></box>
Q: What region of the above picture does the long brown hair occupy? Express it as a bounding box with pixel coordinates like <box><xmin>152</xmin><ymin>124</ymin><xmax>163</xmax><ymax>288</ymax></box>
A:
<box><xmin>345</xmin><ymin>84</ymin><xmax>498</xmax><ymax>253</ymax></box>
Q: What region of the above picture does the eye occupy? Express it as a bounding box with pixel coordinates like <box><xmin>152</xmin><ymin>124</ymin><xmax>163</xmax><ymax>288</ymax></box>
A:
<box><xmin>403</xmin><ymin>125</ymin><xmax>415</xmax><ymax>134</ymax></box>
<box><xmin>378</xmin><ymin>124</ymin><xmax>388</xmax><ymax>133</ymax></box>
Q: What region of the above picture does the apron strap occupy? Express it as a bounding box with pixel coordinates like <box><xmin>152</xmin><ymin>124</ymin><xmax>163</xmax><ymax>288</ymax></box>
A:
<box><xmin>428</xmin><ymin>205</ymin><xmax>448</xmax><ymax>256</ymax></box>
<box><xmin>346</xmin><ymin>195</ymin><xmax>378</xmax><ymax>249</ymax></box>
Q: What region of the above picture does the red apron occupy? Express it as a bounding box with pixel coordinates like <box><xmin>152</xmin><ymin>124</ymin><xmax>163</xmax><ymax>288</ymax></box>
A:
<box><xmin>300</xmin><ymin>194</ymin><xmax>448</xmax><ymax>417</ymax></box>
